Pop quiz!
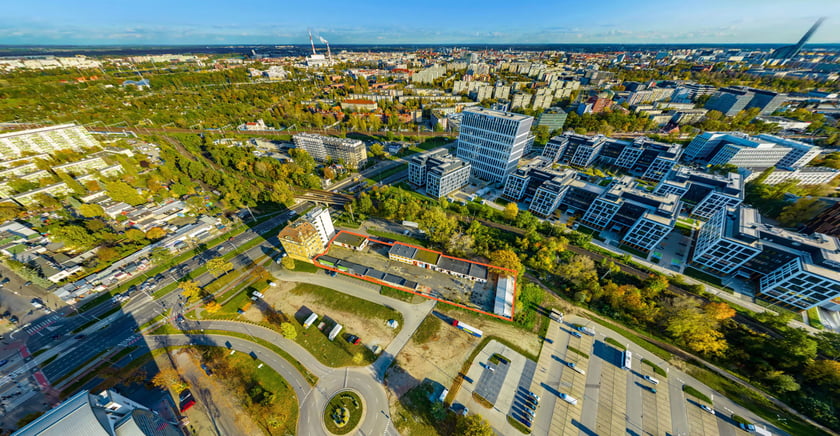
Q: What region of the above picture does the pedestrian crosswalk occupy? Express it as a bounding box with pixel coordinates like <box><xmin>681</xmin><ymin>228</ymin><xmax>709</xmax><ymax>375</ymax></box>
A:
<box><xmin>23</xmin><ymin>315</ymin><xmax>60</xmax><ymax>335</ymax></box>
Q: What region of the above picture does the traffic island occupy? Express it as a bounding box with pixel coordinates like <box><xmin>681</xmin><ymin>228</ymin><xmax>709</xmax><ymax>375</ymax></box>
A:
<box><xmin>323</xmin><ymin>390</ymin><xmax>365</xmax><ymax>435</ymax></box>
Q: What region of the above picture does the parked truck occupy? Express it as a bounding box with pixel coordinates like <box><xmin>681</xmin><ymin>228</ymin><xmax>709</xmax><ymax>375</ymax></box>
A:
<box><xmin>452</xmin><ymin>320</ymin><xmax>483</xmax><ymax>338</ymax></box>
<box><xmin>328</xmin><ymin>323</ymin><xmax>343</xmax><ymax>341</ymax></box>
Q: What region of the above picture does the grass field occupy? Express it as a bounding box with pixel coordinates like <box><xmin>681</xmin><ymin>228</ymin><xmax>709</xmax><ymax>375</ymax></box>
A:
<box><xmin>225</xmin><ymin>351</ymin><xmax>299</xmax><ymax>435</ymax></box>
<box><xmin>324</xmin><ymin>391</ymin><xmax>364</xmax><ymax>435</ymax></box>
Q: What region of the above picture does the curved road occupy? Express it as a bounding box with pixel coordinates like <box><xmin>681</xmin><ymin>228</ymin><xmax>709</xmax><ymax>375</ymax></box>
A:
<box><xmin>148</xmin><ymin>267</ymin><xmax>438</xmax><ymax>436</ymax></box>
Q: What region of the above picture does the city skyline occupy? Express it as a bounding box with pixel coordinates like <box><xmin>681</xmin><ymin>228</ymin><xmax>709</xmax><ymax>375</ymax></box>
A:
<box><xmin>0</xmin><ymin>0</ymin><xmax>838</xmax><ymax>45</ymax></box>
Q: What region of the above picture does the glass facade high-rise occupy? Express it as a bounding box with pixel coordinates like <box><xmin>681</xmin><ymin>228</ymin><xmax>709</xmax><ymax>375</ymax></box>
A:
<box><xmin>456</xmin><ymin>107</ymin><xmax>533</xmax><ymax>183</ymax></box>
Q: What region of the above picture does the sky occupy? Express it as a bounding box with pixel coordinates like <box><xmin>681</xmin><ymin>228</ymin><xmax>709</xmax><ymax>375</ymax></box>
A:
<box><xmin>1</xmin><ymin>0</ymin><xmax>839</xmax><ymax>45</ymax></box>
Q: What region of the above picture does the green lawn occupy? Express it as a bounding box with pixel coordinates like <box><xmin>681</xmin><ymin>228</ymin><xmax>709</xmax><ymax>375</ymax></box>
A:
<box><xmin>567</xmin><ymin>346</ymin><xmax>589</xmax><ymax>358</ymax></box>
<box><xmin>380</xmin><ymin>285</ymin><xmax>422</xmax><ymax>303</ymax></box>
<box><xmin>226</xmin><ymin>352</ymin><xmax>299</xmax><ymax>436</ymax></box>
<box><xmin>324</xmin><ymin>391</ymin><xmax>363</xmax><ymax>435</ymax></box>
<box><xmin>682</xmin><ymin>384</ymin><xmax>712</xmax><ymax>403</ymax></box>
<box><xmin>641</xmin><ymin>358</ymin><xmax>667</xmax><ymax>378</ymax></box>
<box><xmin>412</xmin><ymin>315</ymin><xmax>442</xmax><ymax>345</ymax></box>
<box><xmin>604</xmin><ymin>337</ymin><xmax>627</xmax><ymax>350</ymax></box>
<box><xmin>291</xmin><ymin>259</ymin><xmax>320</xmax><ymax>273</ymax></box>
<box><xmin>291</xmin><ymin>283</ymin><xmax>403</xmax><ymax>325</ymax></box>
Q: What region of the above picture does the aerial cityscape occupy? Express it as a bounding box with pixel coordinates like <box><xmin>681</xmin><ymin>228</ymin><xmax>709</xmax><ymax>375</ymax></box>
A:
<box><xmin>1</xmin><ymin>2</ymin><xmax>840</xmax><ymax>436</ymax></box>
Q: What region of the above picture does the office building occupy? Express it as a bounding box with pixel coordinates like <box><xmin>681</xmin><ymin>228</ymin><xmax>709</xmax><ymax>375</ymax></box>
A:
<box><xmin>536</xmin><ymin>107</ymin><xmax>567</xmax><ymax>133</ymax></box>
<box><xmin>409</xmin><ymin>148</ymin><xmax>472</xmax><ymax>198</ymax></box>
<box><xmin>746</xmin><ymin>89</ymin><xmax>787</xmax><ymax>115</ymax></box>
<box><xmin>672</xmin><ymin>83</ymin><xmax>717</xmax><ymax>102</ymax></box>
<box><xmin>302</xmin><ymin>207</ymin><xmax>335</xmax><ymax>247</ymax></box>
<box><xmin>579</xmin><ymin>176</ymin><xmax>679</xmax><ymax>252</ymax></box>
<box><xmin>0</xmin><ymin>124</ymin><xmax>100</xmax><ymax>159</ymax></box>
<box><xmin>743</xmin><ymin>227</ymin><xmax>840</xmax><ymax>311</ymax></box>
<box><xmin>683</xmin><ymin>132</ymin><xmax>818</xmax><ymax>170</ymax></box>
<box><xmin>542</xmin><ymin>133</ymin><xmax>680</xmax><ymax>182</ymax></box>
<box><xmin>456</xmin><ymin>107</ymin><xmax>533</xmax><ymax>183</ymax></box>
<box><xmin>743</xmin><ymin>167</ymin><xmax>839</xmax><ymax>185</ymax></box>
<box><xmin>802</xmin><ymin>203</ymin><xmax>840</xmax><ymax>237</ymax></box>
<box><xmin>13</xmin><ymin>389</ymin><xmax>182</xmax><ymax>436</ymax></box>
<box><xmin>655</xmin><ymin>167</ymin><xmax>744</xmax><ymax>220</ymax></box>
<box><xmin>704</xmin><ymin>87</ymin><xmax>755</xmax><ymax>116</ymax></box>
<box><xmin>769</xmin><ymin>18</ymin><xmax>825</xmax><ymax>60</ymax></box>
<box><xmin>292</xmin><ymin>133</ymin><xmax>367</xmax><ymax>169</ymax></box>
<box><xmin>278</xmin><ymin>220</ymin><xmax>324</xmax><ymax>261</ymax></box>
<box><xmin>691</xmin><ymin>207</ymin><xmax>763</xmax><ymax>275</ymax></box>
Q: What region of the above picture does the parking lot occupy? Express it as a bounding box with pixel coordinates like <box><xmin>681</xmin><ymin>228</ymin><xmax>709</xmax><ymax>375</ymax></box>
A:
<box><xmin>454</xmin><ymin>340</ymin><xmax>536</xmax><ymax>434</ymax></box>
<box><xmin>520</xmin><ymin>315</ymin><xmax>776</xmax><ymax>436</ymax></box>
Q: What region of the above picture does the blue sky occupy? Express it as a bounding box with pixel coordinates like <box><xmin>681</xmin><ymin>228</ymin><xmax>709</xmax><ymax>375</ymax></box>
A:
<box><xmin>1</xmin><ymin>0</ymin><xmax>838</xmax><ymax>45</ymax></box>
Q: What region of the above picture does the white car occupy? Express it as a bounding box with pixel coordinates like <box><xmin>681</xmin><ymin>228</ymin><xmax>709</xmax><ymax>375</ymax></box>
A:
<box><xmin>558</xmin><ymin>393</ymin><xmax>578</xmax><ymax>405</ymax></box>
<box><xmin>643</xmin><ymin>375</ymin><xmax>659</xmax><ymax>385</ymax></box>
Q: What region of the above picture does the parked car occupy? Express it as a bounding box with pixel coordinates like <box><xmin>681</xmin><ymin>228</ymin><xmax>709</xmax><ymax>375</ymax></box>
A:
<box><xmin>200</xmin><ymin>364</ymin><xmax>213</xmax><ymax>376</ymax></box>
<box><xmin>738</xmin><ymin>423</ymin><xmax>756</xmax><ymax>432</ymax></box>
<box><xmin>346</xmin><ymin>335</ymin><xmax>361</xmax><ymax>345</ymax></box>
<box><xmin>643</xmin><ymin>375</ymin><xmax>660</xmax><ymax>385</ymax></box>
<box><xmin>0</xmin><ymin>359</ymin><xmax>8</xmax><ymax>367</ymax></box>
<box><xmin>570</xmin><ymin>330</ymin><xmax>582</xmax><ymax>338</ymax></box>
<box><xmin>700</xmin><ymin>404</ymin><xmax>714</xmax><ymax>415</ymax></box>
<box><xmin>558</xmin><ymin>393</ymin><xmax>578</xmax><ymax>405</ymax></box>
<box><xmin>644</xmin><ymin>385</ymin><xmax>657</xmax><ymax>394</ymax></box>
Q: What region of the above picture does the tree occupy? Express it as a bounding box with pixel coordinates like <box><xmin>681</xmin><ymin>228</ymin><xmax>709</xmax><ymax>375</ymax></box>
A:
<box><xmin>419</xmin><ymin>206</ymin><xmax>458</xmax><ymax>245</ymax></box>
<box><xmin>0</xmin><ymin>203</ymin><xmax>22</xmax><ymax>221</ymax></box>
<box><xmin>487</xmin><ymin>249</ymin><xmax>524</xmax><ymax>277</ymax></box>
<box><xmin>252</xmin><ymin>265</ymin><xmax>270</xmax><ymax>281</ymax></box>
<box><xmin>124</xmin><ymin>228</ymin><xmax>147</xmax><ymax>243</ymax></box>
<box><xmin>96</xmin><ymin>246</ymin><xmax>119</xmax><ymax>263</ymax></box>
<box><xmin>663</xmin><ymin>296</ymin><xmax>728</xmax><ymax>357</ymax></box>
<box><xmin>778</xmin><ymin>198</ymin><xmax>828</xmax><ymax>227</ymax></box>
<box><xmin>204</xmin><ymin>301</ymin><xmax>222</xmax><ymax>313</ymax></box>
<box><xmin>280</xmin><ymin>322</ymin><xmax>297</xmax><ymax>340</ymax></box>
<box><xmin>77</xmin><ymin>203</ymin><xmax>105</xmax><ymax>218</ymax></box>
<box><xmin>104</xmin><ymin>180</ymin><xmax>147</xmax><ymax>206</ymax></box>
<box><xmin>704</xmin><ymin>302</ymin><xmax>736</xmax><ymax>321</ymax></box>
<box><xmin>445</xmin><ymin>232</ymin><xmax>475</xmax><ymax>258</ymax></box>
<box><xmin>455</xmin><ymin>414</ymin><xmax>493</xmax><ymax>436</ymax></box>
<box><xmin>51</xmin><ymin>224</ymin><xmax>97</xmax><ymax>250</ymax></box>
<box><xmin>369</xmin><ymin>143</ymin><xmax>385</xmax><ymax>158</ymax></box>
<box><xmin>805</xmin><ymin>359</ymin><xmax>840</xmax><ymax>391</ymax></box>
<box><xmin>150</xmin><ymin>246</ymin><xmax>170</xmax><ymax>266</ymax></box>
<box><xmin>556</xmin><ymin>255</ymin><xmax>598</xmax><ymax>288</ymax></box>
<box><xmin>503</xmin><ymin>202</ymin><xmax>519</xmax><ymax>221</ymax></box>
<box><xmin>281</xmin><ymin>256</ymin><xmax>295</xmax><ymax>270</ymax></box>
<box><xmin>206</xmin><ymin>257</ymin><xmax>234</xmax><ymax>277</ymax></box>
<box><xmin>180</xmin><ymin>280</ymin><xmax>203</xmax><ymax>301</ymax></box>
<box><xmin>764</xmin><ymin>370</ymin><xmax>800</xmax><ymax>393</ymax></box>
<box><xmin>145</xmin><ymin>227</ymin><xmax>167</xmax><ymax>240</ymax></box>
<box><xmin>151</xmin><ymin>368</ymin><xmax>187</xmax><ymax>392</ymax></box>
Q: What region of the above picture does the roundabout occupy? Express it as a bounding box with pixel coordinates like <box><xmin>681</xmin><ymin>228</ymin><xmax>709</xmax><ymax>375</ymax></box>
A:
<box><xmin>324</xmin><ymin>389</ymin><xmax>365</xmax><ymax>435</ymax></box>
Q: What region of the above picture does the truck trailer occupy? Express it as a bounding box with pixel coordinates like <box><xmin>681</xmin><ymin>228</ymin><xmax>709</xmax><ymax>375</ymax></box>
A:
<box><xmin>452</xmin><ymin>320</ymin><xmax>483</xmax><ymax>338</ymax></box>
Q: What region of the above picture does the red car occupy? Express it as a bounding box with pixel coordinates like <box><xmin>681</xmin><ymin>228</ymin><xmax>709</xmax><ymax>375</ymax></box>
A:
<box><xmin>179</xmin><ymin>398</ymin><xmax>196</xmax><ymax>413</ymax></box>
<box><xmin>346</xmin><ymin>335</ymin><xmax>361</xmax><ymax>345</ymax></box>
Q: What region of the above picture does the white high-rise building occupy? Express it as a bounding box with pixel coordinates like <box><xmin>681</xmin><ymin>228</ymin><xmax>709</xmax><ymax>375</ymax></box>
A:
<box><xmin>456</xmin><ymin>107</ymin><xmax>533</xmax><ymax>183</ymax></box>
<box><xmin>303</xmin><ymin>207</ymin><xmax>335</xmax><ymax>247</ymax></box>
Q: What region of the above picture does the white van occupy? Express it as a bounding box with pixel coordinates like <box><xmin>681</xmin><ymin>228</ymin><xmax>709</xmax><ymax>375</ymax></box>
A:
<box><xmin>559</xmin><ymin>393</ymin><xmax>578</xmax><ymax>405</ymax></box>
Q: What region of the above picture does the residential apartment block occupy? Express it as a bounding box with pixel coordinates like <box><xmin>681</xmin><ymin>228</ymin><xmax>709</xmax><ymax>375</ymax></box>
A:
<box><xmin>292</xmin><ymin>133</ymin><xmax>368</xmax><ymax>169</ymax></box>
<box><xmin>0</xmin><ymin>124</ymin><xmax>100</xmax><ymax>158</ymax></box>
<box><xmin>456</xmin><ymin>107</ymin><xmax>533</xmax><ymax>183</ymax></box>
<box><xmin>409</xmin><ymin>148</ymin><xmax>471</xmax><ymax>198</ymax></box>
<box><xmin>302</xmin><ymin>207</ymin><xmax>335</xmax><ymax>247</ymax></box>
<box><xmin>278</xmin><ymin>220</ymin><xmax>324</xmax><ymax>261</ymax></box>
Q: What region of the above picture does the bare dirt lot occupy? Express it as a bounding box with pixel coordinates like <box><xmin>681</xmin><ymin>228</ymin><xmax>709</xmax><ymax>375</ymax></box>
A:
<box><xmin>169</xmin><ymin>349</ymin><xmax>262</xmax><ymax>436</ymax></box>
<box><xmin>259</xmin><ymin>280</ymin><xmax>397</xmax><ymax>351</ymax></box>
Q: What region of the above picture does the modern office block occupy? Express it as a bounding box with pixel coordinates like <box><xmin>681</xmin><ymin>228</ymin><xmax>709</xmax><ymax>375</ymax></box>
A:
<box><xmin>743</xmin><ymin>167</ymin><xmax>839</xmax><ymax>185</ymax></box>
<box><xmin>292</xmin><ymin>133</ymin><xmax>367</xmax><ymax>169</ymax></box>
<box><xmin>705</xmin><ymin>87</ymin><xmax>754</xmax><ymax>116</ymax></box>
<box><xmin>409</xmin><ymin>147</ymin><xmax>471</xmax><ymax>198</ymax></box>
<box><xmin>536</xmin><ymin>107</ymin><xmax>567</xmax><ymax>133</ymax></box>
<box><xmin>655</xmin><ymin>166</ymin><xmax>744</xmax><ymax>220</ymax></box>
<box><xmin>691</xmin><ymin>207</ymin><xmax>763</xmax><ymax>275</ymax></box>
<box><xmin>0</xmin><ymin>124</ymin><xmax>100</xmax><ymax>159</ymax></box>
<box><xmin>457</xmin><ymin>107</ymin><xmax>533</xmax><ymax>183</ymax></box>
<box><xmin>683</xmin><ymin>132</ymin><xmax>815</xmax><ymax>170</ymax></box>
<box><xmin>426</xmin><ymin>159</ymin><xmax>471</xmax><ymax>198</ymax></box>
<box><xmin>746</xmin><ymin>228</ymin><xmax>840</xmax><ymax>311</ymax></box>
<box><xmin>579</xmin><ymin>177</ymin><xmax>679</xmax><ymax>252</ymax></box>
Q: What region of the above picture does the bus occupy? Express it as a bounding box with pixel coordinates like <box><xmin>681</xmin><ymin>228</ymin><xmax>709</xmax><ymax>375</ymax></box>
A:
<box><xmin>622</xmin><ymin>350</ymin><xmax>632</xmax><ymax>370</ymax></box>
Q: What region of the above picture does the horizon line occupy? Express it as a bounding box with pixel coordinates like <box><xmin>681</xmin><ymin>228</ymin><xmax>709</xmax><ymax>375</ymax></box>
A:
<box><xmin>2</xmin><ymin>42</ymin><xmax>840</xmax><ymax>48</ymax></box>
